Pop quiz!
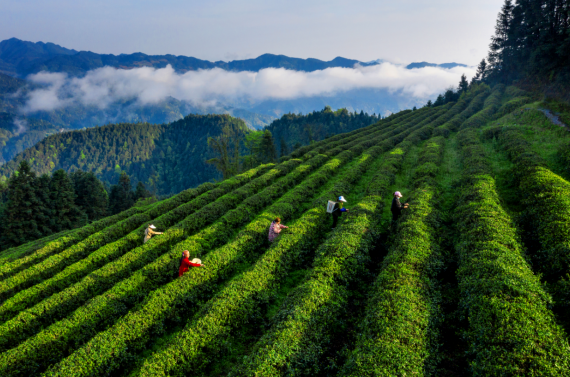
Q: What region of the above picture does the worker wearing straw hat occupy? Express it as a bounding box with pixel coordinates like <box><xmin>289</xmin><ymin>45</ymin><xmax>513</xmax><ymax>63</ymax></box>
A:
<box><xmin>178</xmin><ymin>250</ymin><xmax>205</xmax><ymax>277</ymax></box>
<box><xmin>143</xmin><ymin>224</ymin><xmax>163</xmax><ymax>244</ymax></box>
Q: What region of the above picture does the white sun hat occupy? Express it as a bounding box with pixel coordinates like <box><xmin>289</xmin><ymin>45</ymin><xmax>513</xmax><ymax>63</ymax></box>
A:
<box><xmin>394</xmin><ymin>191</ymin><xmax>403</xmax><ymax>197</ymax></box>
<box><xmin>191</xmin><ymin>258</ymin><xmax>202</xmax><ymax>264</ymax></box>
<box><xmin>338</xmin><ymin>196</ymin><xmax>347</xmax><ymax>202</ymax></box>
<box><xmin>149</xmin><ymin>224</ymin><xmax>156</xmax><ymax>229</ymax></box>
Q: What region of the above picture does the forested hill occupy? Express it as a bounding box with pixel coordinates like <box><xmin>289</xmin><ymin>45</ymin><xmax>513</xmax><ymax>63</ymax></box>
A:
<box><xmin>0</xmin><ymin>114</ymin><xmax>249</xmax><ymax>195</ymax></box>
<box><xmin>266</xmin><ymin>106</ymin><xmax>379</xmax><ymax>153</ymax></box>
<box><xmin>3</xmin><ymin>83</ymin><xmax>570</xmax><ymax>376</ymax></box>
<box><xmin>0</xmin><ymin>108</ymin><xmax>378</xmax><ymax>195</ymax></box>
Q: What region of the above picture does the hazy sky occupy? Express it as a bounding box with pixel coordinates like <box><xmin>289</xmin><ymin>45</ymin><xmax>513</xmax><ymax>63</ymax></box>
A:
<box><xmin>2</xmin><ymin>0</ymin><xmax>502</xmax><ymax>65</ymax></box>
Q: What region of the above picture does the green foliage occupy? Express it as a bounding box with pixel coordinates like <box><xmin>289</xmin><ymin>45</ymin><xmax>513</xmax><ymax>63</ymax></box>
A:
<box><xmin>0</xmin><ymin>166</ymin><xmax>273</xmax><ymax>352</ymax></box>
<box><xmin>49</xmin><ymin>169</ymin><xmax>84</xmax><ymax>232</ymax></box>
<box><xmin>129</xmin><ymin>115</ymin><xmax>413</xmax><ymax>377</ymax></box>
<box><xmin>452</xmin><ymin>128</ymin><xmax>570</xmax><ymax>375</ymax></box>
<box><xmin>0</xmin><ymin>114</ymin><xmax>250</xmax><ymax>195</ymax></box>
<box><xmin>459</xmin><ymin>84</ymin><xmax>505</xmax><ymax>130</ymax></box>
<box><xmin>433</xmin><ymin>85</ymin><xmax>490</xmax><ymax>137</ymax></box>
<box><xmin>485</xmin><ymin>0</ymin><xmax>570</xmax><ymax>95</ymax></box>
<box><xmin>1</xmin><ymin>161</ymin><xmax>50</xmax><ymax>248</ymax></box>
<box><xmin>71</xmin><ymin>170</ymin><xmax>108</xmax><ymax>222</ymax></box>
<box><xmin>30</xmin><ymin>107</ymin><xmax>426</xmax><ymax>377</ymax></box>
<box><xmin>266</xmin><ymin>106</ymin><xmax>379</xmax><ymax>157</ymax></box>
<box><xmin>482</xmin><ymin>123</ymin><xmax>570</xmax><ymax>330</ymax></box>
<box><xmin>2</xmin><ymin>94</ymin><xmax>570</xmax><ymax>376</ymax></box>
<box><xmin>108</xmin><ymin>172</ymin><xmax>134</xmax><ymax>215</ymax></box>
<box><xmin>341</xmin><ymin>136</ymin><xmax>445</xmax><ymax>376</ymax></box>
<box><xmin>236</xmin><ymin>112</ymin><xmax>446</xmax><ymax>376</ymax></box>
<box><xmin>0</xmin><ymin>206</ymin><xmax>140</xmax><ymax>280</ymax></box>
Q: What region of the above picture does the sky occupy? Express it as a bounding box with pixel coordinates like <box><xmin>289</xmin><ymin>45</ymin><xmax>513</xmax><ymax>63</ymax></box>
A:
<box><xmin>1</xmin><ymin>0</ymin><xmax>503</xmax><ymax>65</ymax></box>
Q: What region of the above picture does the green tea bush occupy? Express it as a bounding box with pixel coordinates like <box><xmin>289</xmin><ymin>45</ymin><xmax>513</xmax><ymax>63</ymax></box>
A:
<box><xmin>38</xmin><ymin>108</ymin><xmax>437</xmax><ymax>377</ymax></box>
<box><xmin>236</xmin><ymin>122</ymin><xmax>445</xmax><ymax>377</ymax></box>
<box><xmin>341</xmin><ymin>136</ymin><xmax>445</xmax><ymax>376</ymax></box>
<box><xmin>459</xmin><ymin>84</ymin><xmax>505</xmax><ymax>130</ymax></box>
<box><xmin>452</xmin><ymin>128</ymin><xmax>570</xmax><ymax>375</ymax></box>
<box><xmin>433</xmin><ymin>87</ymin><xmax>490</xmax><ymax>137</ymax></box>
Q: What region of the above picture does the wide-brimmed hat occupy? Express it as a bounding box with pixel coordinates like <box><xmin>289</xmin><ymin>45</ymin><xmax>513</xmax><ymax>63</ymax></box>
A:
<box><xmin>149</xmin><ymin>224</ymin><xmax>156</xmax><ymax>229</ymax></box>
<box><xmin>191</xmin><ymin>258</ymin><xmax>202</xmax><ymax>264</ymax></box>
<box><xmin>394</xmin><ymin>191</ymin><xmax>403</xmax><ymax>197</ymax></box>
<box><xmin>338</xmin><ymin>196</ymin><xmax>347</xmax><ymax>202</ymax></box>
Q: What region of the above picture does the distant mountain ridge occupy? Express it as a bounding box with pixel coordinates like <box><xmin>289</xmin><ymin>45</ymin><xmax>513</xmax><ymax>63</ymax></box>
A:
<box><xmin>0</xmin><ymin>38</ymin><xmax>376</xmax><ymax>77</ymax></box>
<box><xmin>0</xmin><ymin>38</ymin><xmax>467</xmax><ymax>78</ymax></box>
<box><xmin>406</xmin><ymin>61</ymin><xmax>468</xmax><ymax>70</ymax></box>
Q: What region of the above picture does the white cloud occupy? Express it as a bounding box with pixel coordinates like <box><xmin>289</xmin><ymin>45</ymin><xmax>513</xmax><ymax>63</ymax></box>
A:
<box><xmin>12</xmin><ymin>118</ymin><xmax>27</xmax><ymax>135</ymax></box>
<box><xmin>21</xmin><ymin>63</ymin><xmax>476</xmax><ymax>113</ymax></box>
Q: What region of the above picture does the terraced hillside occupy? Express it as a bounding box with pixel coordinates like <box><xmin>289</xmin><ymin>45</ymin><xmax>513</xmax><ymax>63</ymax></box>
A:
<box><xmin>1</xmin><ymin>83</ymin><xmax>570</xmax><ymax>376</ymax></box>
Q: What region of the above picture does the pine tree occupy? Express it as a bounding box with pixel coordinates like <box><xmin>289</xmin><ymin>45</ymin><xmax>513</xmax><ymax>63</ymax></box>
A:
<box><xmin>444</xmin><ymin>89</ymin><xmax>456</xmax><ymax>104</ymax></box>
<box><xmin>487</xmin><ymin>0</ymin><xmax>515</xmax><ymax>83</ymax></box>
<box><xmin>50</xmin><ymin>169</ymin><xmax>84</xmax><ymax>232</ymax></box>
<box><xmin>433</xmin><ymin>94</ymin><xmax>445</xmax><ymax>107</ymax></box>
<box><xmin>259</xmin><ymin>130</ymin><xmax>277</xmax><ymax>163</ymax></box>
<box><xmin>134</xmin><ymin>181</ymin><xmax>150</xmax><ymax>202</ymax></box>
<box><xmin>71</xmin><ymin>171</ymin><xmax>108</xmax><ymax>222</ymax></box>
<box><xmin>206</xmin><ymin>125</ymin><xmax>242</xmax><ymax>179</ymax></box>
<box><xmin>279</xmin><ymin>136</ymin><xmax>288</xmax><ymax>158</ymax></box>
<box><xmin>458</xmin><ymin>74</ymin><xmax>469</xmax><ymax>93</ymax></box>
<box><xmin>472</xmin><ymin>59</ymin><xmax>488</xmax><ymax>84</ymax></box>
<box><xmin>1</xmin><ymin>161</ymin><xmax>49</xmax><ymax>248</ymax></box>
<box><xmin>426</xmin><ymin>100</ymin><xmax>433</xmax><ymax>107</ymax></box>
<box><xmin>109</xmin><ymin>172</ymin><xmax>134</xmax><ymax>215</ymax></box>
<box><xmin>35</xmin><ymin>174</ymin><xmax>54</xmax><ymax>236</ymax></box>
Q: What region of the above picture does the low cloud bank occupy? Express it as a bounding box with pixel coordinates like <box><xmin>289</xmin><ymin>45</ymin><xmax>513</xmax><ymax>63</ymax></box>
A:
<box><xmin>22</xmin><ymin>63</ymin><xmax>475</xmax><ymax>113</ymax></box>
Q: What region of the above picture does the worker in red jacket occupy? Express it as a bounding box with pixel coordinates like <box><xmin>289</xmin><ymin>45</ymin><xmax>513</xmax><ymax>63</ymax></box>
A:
<box><xmin>178</xmin><ymin>250</ymin><xmax>205</xmax><ymax>277</ymax></box>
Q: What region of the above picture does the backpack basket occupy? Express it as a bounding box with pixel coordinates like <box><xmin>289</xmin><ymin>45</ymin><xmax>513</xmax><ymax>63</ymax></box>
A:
<box><xmin>326</xmin><ymin>200</ymin><xmax>337</xmax><ymax>214</ymax></box>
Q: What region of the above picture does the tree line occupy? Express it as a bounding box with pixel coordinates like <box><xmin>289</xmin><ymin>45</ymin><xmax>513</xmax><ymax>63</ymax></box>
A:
<box><xmin>475</xmin><ymin>0</ymin><xmax>568</xmax><ymax>99</ymax></box>
<box><xmin>0</xmin><ymin>110</ymin><xmax>379</xmax><ymax>196</ymax></box>
<box><xmin>0</xmin><ymin>161</ymin><xmax>151</xmax><ymax>249</ymax></box>
<box><xmin>205</xmin><ymin>106</ymin><xmax>380</xmax><ymax>179</ymax></box>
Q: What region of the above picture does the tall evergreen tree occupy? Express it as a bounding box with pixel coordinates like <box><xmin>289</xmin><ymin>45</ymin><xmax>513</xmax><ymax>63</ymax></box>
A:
<box><xmin>279</xmin><ymin>136</ymin><xmax>288</xmax><ymax>158</ymax></box>
<box><xmin>472</xmin><ymin>59</ymin><xmax>488</xmax><ymax>84</ymax></box>
<box><xmin>458</xmin><ymin>74</ymin><xmax>469</xmax><ymax>93</ymax></box>
<box><xmin>487</xmin><ymin>0</ymin><xmax>515</xmax><ymax>83</ymax></box>
<box><xmin>444</xmin><ymin>88</ymin><xmax>456</xmax><ymax>103</ymax></box>
<box><xmin>50</xmin><ymin>169</ymin><xmax>84</xmax><ymax>232</ymax></box>
<box><xmin>71</xmin><ymin>171</ymin><xmax>108</xmax><ymax>223</ymax></box>
<box><xmin>35</xmin><ymin>174</ymin><xmax>54</xmax><ymax>235</ymax></box>
<box><xmin>433</xmin><ymin>94</ymin><xmax>445</xmax><ymax>107</ymax></box>
<box><xmin>259</xmin><ymin>130</ymin><xmax>277</xmax><ymax>163</ymax></box>
<box><xmin>1</xmin><ymin>160</ymin><xmax>49</xmax><ymax>248</ymax></box>
<box><xmin>206</xmin><ymin>125</ymin><xmax>243</xmax><ymax>179</ymax></box>
<box><xmin>108</xmin><ymin>172</ymin><xmax>134</xmax><ymax>215</ymax></box>
<box><xmin>134</xmin><ymin>181</ymin><xmax>151</xmax><ymax>202</ymax></box>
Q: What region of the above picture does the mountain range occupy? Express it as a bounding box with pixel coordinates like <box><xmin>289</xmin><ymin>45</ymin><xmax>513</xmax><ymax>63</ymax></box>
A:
<box><xmin>0</xmin><ymin>38</ymin><xmax>467</xmax><ymax>77</ymax></box>
<box><xmin>0</xmin><ymin>38</ymin><xmax>468</xmax><ymax>167</ymax></box>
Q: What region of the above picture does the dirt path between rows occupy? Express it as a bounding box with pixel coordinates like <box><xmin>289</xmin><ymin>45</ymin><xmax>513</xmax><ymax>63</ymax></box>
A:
<box><xmin>537</xmin><ymin>108</ymin><xmax>569</xmax><ymax>131</ymax></box>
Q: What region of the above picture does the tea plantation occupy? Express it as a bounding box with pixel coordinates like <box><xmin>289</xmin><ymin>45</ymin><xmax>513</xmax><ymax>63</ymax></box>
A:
<box><xmin>1</xmin><ymin>83</ymin><xmax>570</xmax><ymax>376</ymax></box>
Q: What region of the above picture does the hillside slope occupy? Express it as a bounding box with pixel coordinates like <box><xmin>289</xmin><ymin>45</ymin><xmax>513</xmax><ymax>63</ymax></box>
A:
<box><xmin>1</xmin><ymin>85</ymin><xmax>570</xmax><ymax>376</ymax></box>
<box><xmin>0</xmin><ymin>114</ymin><xmax>248</xmax><ymax>194</ymax></box>
<box><xmin>0</xmin><ymin>108</ymin><xmax>378</xmax><ymax>195</ymax></box>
